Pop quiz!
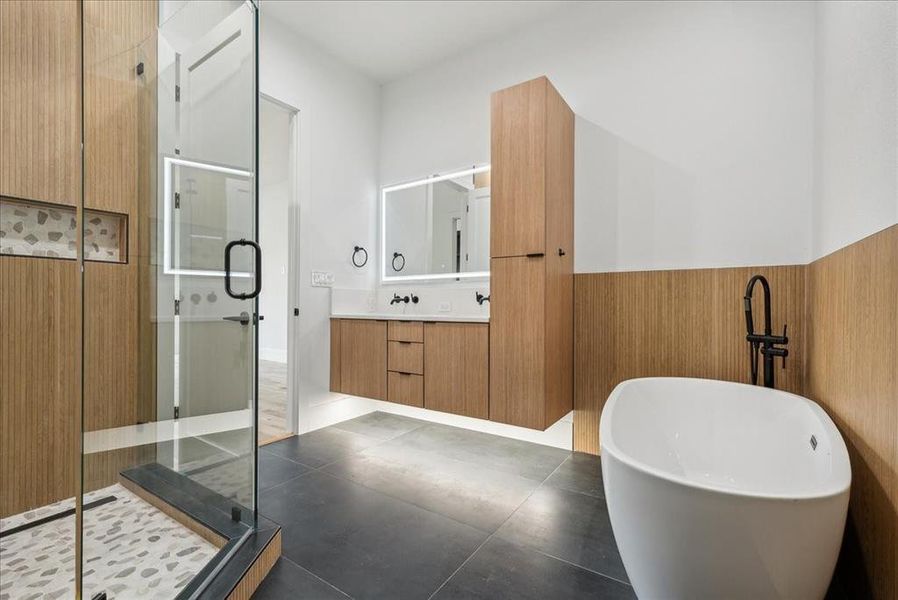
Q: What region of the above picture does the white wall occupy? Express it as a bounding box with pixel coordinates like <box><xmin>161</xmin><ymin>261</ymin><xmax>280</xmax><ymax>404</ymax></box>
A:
<box><xmin>260</xmin><ymin>15</ymin><xmax>381</xmax><ymax>430</ymax></box>
<box><xmin>812</xmin><ymin>1</ymin><xmax>898</xmax><ymax>259</ymax></box>
<box><xmin>259</xmin><ymin>98</ymin><xmax>291</xmax><ymax>363</ymax></box>
<box><xmin>380</xmin><ymin>1</ymin><xmax>817</xmax><ymax>272</ymax></box>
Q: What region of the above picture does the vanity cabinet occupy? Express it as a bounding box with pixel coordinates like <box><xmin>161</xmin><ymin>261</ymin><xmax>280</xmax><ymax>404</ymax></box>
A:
<box><xmin>388</xmin><ymin>320</ymin><xmax>424</xmax><ymax>343</ymax></box>
<box><xmin>388</xmin><ymin>341</ymin><xmax>424</xmax><ymax>374</ymax></box>
<box><xmin>424</xmin><ymin>323</ymin><xmax>489</xmax><ymax>419</ymax></box>
<box><xmin>330</xmin><ymin>318</ymin><xmax>488</xmax><ymax>418</ymax></box>
<box><xmin>331</xmin><ymin>318</ymin><xmax>387</xmax><ymax>400</ymax></box>
<box><xmin>387</xmin><ymin>320</ymin><xmax>424</xmax><ymax>407</ymax></box>
<box><xmin>388</xmin><ymin>372</ymin><xmax>424</xmax><ymax>408</ymax></box>
<box><xmin>489</xmin><ymin>76</ymin><xmax>574</xmax><ymax>431</ymax></box>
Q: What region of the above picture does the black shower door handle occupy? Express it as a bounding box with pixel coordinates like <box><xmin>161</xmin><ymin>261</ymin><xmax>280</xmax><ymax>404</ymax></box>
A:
<box><xmin>224</xmin><ymin>239</ymin><xmax>262</xmax><ymax>300</ymax></box>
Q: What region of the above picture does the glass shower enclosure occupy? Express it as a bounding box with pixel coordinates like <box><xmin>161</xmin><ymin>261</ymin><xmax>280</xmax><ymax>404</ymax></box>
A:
<box><xmin>78</xmin><ymin>1</ymin><xmax>263</xmax><ymax>598</ymax></box>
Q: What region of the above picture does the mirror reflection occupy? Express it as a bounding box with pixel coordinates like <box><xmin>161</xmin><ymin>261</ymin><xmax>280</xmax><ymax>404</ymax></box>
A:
<box><xmin>383</xmin><ymin>166</ymin><xmax>490</xmax><ymax>280</ymax></box>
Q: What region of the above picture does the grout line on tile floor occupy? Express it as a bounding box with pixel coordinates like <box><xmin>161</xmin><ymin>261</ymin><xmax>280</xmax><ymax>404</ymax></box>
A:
<box><xmin>259</xmin><ymin>446</ymin><xmax>319</xmax><ymax>470</ymax></box>
<box><xmin>520</xmin><ymin>545</ymin><xmax>632</xmax><ymax>588</ymax></box>
<box><xmin>262</xmin><ymin>420</ymin><xmax>619</xmax><ymax>598</ymax></box>
<box><xmin>280</xmin><ymin>555</ymin><xmax>355</xmax><ymax>599</ymax></box>
<box><xmin>329</xmin><ymin>419</ymin><xmax>430</xmax><ymax>442</ymax></box>
<box><xmin>257</xmin><ymin>466</ymin><xmax>320</xmax><ymax>499</ymax></box>
<box><xmin>498</xmin><ymin>457</ymin><xmax>632</xmax><ymax>588</ymax></box>
<box><xmin>424</xmin><ymin>455</ymin><xmax>571</xmax><ymax>599</ymax></box>
<box><xmin>307</xmin><ymin>423</ymin><xmax>571</xmax><ymax>536</ymax></box>
<box><xmin>311</xmin><ymin>460</ymin><xmax>499</xmax><ymax>536</ymax></box>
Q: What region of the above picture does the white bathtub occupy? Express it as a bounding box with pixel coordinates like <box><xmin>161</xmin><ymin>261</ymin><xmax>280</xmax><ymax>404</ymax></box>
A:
<box><xmin>600</xmin><ymin>378</ymin><xmax>850</xmax><ymax>600</ymax></box>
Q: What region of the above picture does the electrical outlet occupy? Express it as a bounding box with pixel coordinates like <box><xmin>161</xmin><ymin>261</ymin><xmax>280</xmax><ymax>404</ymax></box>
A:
<box><xmin>311</xmin><ymin>271</ymin><xmax>335</xmax><ymax>287</ymax></box>
<box><xmin>438</xmin><ymin>301</ymin><xmax>451</xmax><ymax>312</ymax></box>
<box><xmin>366</xmin><ymin>294</ymin><xmax>377</xmax><ymax>312</ymax></box>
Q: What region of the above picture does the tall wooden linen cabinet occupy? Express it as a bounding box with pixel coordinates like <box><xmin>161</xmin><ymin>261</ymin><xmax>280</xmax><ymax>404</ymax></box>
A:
<box><xmin>489</xmin><ymin>76</ymin><xmax>574</xmax><ymax>431</ymax></box>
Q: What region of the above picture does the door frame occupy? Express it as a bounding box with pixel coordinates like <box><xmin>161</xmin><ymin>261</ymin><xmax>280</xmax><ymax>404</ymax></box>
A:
<box><xmin>259</xmin><ymin>93</ymin><xmax>301</xmax><ymax>439</ymax></box>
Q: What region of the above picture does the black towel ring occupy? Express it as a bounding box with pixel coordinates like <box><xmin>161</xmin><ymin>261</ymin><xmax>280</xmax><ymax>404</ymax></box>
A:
<box><xmin>352</xmin><ymin>245</ymin><xmax>368</xmax><ymax>268</ymax></box>
<box><xmin>392</xmin><ymin>252</ymin><xmax>405</xmax><ymax>272</ymax></box>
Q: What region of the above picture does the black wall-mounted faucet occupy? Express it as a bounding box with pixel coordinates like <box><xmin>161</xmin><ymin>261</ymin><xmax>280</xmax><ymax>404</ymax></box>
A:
<box><xmin>744</xmin><ymin>275</ymin><xmax>789</xmax><ymax>388</ymax></box>
<box><xmin>475</xmin><ymin>292</ymin><xmax>490</xmax><ymax>305</ymax></box>
<box><xmin>391</xmin><ymin>293</ymin><xmax>418</xmax><ymax>305</ymax></box>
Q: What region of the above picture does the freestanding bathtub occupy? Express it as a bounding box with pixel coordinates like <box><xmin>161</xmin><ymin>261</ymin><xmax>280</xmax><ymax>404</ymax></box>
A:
<box><xmin>600</xmin><ymin>378</ymin><xmax>850</xmax><ymax>600</ymax></box>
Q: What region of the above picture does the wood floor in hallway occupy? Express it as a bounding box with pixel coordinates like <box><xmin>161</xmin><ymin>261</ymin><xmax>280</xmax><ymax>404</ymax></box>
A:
<box><xmin>259</xmin><ymin>359</ymin><xmax>290</xmax><ymax>445</ymax></box>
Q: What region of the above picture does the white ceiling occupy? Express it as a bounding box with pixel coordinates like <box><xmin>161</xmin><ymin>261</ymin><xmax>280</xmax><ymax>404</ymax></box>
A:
<box><xmin>261</xmin><ymin>1</ymin><xmax>577</xmax><ymax>83</ymax></box>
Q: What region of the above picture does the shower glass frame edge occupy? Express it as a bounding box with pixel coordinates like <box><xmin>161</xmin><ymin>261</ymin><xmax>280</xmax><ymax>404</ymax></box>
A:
<box><xmin>75</xmin><ymin>0</ymin><xmax>86</xmax><ymax>598</ymax></box>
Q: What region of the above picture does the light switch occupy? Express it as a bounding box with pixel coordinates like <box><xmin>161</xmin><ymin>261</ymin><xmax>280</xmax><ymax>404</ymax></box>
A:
<box><xmin>311</xmin><ymin>271</ymin><xmax>335</xmax><ymax>287</ymax></box>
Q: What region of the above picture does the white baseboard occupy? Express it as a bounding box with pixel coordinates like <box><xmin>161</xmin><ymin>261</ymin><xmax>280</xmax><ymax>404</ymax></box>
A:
<box><xmin>259</xmin><ymin>347</ymin><xmax>288</xmax><ymax>363</ymax></box>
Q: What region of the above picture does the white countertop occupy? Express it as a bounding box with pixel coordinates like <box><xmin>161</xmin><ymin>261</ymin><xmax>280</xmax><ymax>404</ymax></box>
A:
<box><xmin>330</xmin><ymin>312</ymin><xmax>489</xmax><ymax>323</ymax></box>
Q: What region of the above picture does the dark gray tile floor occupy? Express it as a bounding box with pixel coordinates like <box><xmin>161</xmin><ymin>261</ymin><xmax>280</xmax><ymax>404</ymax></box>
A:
<box><xmin>253</xmin><ymin>412</ymin><xmax>634</xmax><ymax>599</ymax></box>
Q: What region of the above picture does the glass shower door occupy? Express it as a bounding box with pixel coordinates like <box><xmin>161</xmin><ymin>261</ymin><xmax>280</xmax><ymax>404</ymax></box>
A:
<box><xmin>156</xmin><ymin>0</ymin><xmax>259</xmax><ymax>507</ymax></box>
<box><xmin>79</xmin><ymin>1</ymin><xmax>259</xmax><ymax>598</ymax></box>
<box><xmin>165</xmin><ymin>156</ymin><xmax>259</xmax><ymax>507</ymax></box>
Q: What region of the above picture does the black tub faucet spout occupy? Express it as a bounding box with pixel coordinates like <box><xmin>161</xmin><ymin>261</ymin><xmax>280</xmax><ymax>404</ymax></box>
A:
<box><xmin>744</xmin><ymin>275</ymin><xmax>789</xmax><ymax>388</ymax></box>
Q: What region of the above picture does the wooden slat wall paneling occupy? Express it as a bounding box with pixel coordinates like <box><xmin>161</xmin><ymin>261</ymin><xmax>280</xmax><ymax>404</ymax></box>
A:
<box><xmin>82</xmin><ymin>0</ymin><xmax>158</xmax><ymax>492</ymax></box>
<box><xmin>573</xmin><ymin>265</ymin><xmax>806</xmax><ymax>455</ymax></box>
<box><xmin>135</xmin><ymin>7</ymin><xmax>158</xmax><ymax>426</ymax></box>
<box><xmin>0</xmin><ymin>257</ymin><xmax>79</xmax><ymax>517</ymax></box>
<box><xmin>227</xmin><ymin>530</ymin><xmax>283</xmax><ymax>600</ymax></box>
<box><xmin>0</xmin><ymin>0</ymin><xmax>81</xmax><ymax>205</ymax></box>
<box><xmin>805</xmin><ymin>225</ymin><xmax>897</xmax><ymax>600</ymax></box>
<box><xmin>0</xmin><ymin>0</ymin><xmax>82</xmax><ymax>518</ymax></box>
<box><xmin>83</xmin><ymin>263</ymin><xmax>138</xmax><ymax>431</ymax></box>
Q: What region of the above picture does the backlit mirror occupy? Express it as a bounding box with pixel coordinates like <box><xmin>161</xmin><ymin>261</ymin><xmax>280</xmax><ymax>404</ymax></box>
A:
<box><xmin>382</xmin><ymin>166</ymin><xmax>490</xmax><ymax>282</ymax></box>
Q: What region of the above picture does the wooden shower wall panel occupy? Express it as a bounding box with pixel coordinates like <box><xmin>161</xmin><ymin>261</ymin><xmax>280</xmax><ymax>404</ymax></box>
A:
<box><xmin>805</xmin><ymin>224</ymin><xmax>898</xmax><ymax>600</ymax></box>
<box><xmin>0</xmin><ymin>1</ymin><xmax>82</xmax><ymax>517</ymax></box>
<box><xmin>136</xmin><ymin>17</ymin><xmax>158</xmax><ymax>426</ymax></box>
<box><xmin>0</xmin><ymin>0</ymin><xmax>81</xmax><ymax>205</ymax></box>
<box><xmin>84</xmin><ymin>0</ymin><xmax>155</xmax><ymax>224</ymax></box>
<box><xmin>82</xmin><ymin>0</ymin><xmax>157</xmax><ymax>452</ymax></box>
<box><xmin>0</xmin><ymin>257</ymin><xmax>79</xmax><ymax>517</ymax></box>
<box><xmin>83</xmin><ymin>263</ymin><xmax>138</xmax><ymax>431</ymax></box>
<box><xmin>572</xmin><ymin>265</ymin><xmax>806</xmax><ymax>455</ymax></box>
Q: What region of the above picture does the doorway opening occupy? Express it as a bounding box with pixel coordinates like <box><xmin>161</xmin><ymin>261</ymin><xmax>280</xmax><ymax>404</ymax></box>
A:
<box><xmin>258</xmin><ymin>95</ymin><xmax>299</xmax><ymax>445</ymax></box>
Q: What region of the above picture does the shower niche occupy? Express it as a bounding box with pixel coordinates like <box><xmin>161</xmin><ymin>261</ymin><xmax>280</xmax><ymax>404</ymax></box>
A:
<box><xmin>0</xmin><ymin>197</ymin><xmax>128</xmax><ymax>263</ymax></box>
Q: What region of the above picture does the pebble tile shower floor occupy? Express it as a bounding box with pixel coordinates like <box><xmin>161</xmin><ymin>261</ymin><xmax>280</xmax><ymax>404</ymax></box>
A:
<box><xmin>253</xmin><ymin>412</ymin><xmax>636</xmax><ymax>600</ymax></box>
<box><xmin>0</xmin><ymin>484</ymin><xmax>217</xmax><ymax>600</ymax></box>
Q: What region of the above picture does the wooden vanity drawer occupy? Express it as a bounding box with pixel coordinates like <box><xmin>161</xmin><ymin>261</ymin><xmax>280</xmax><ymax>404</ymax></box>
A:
<box><xmin>388</xmin><ymin>320</ymin><xmax>424</xmax><ymax>343</ymax></box>
<box><xmin>388</xmin><ymin>371</ymin><xmax>424</xmax><ymax>407</ymax></box>
<box><xmin>388</xmin><ymin>340</ymin><xmax>424</xmax><ymax>374</ymax></box>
